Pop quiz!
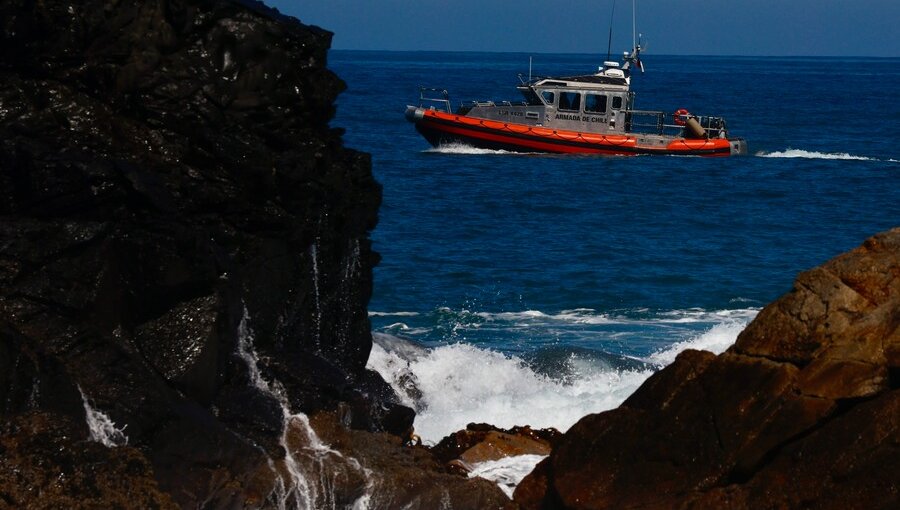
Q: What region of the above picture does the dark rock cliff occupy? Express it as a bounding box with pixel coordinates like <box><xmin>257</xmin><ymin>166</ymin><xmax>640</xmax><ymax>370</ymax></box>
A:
<box><xmin>514</xmin><ymin>228</ymin><xmax>900</xmax><ymax>510</ymax></box>
<box><xmin>0</xmin><ymin>0</ymin><xmax>425</xmax><ymax>507</ymax></box>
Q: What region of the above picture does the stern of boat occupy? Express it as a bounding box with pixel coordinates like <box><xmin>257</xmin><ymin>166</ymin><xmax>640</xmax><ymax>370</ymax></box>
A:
<box><xmin>729</xmin><ymin>138</ymin><xmax>749</xmax><ymax>156</ymax></box>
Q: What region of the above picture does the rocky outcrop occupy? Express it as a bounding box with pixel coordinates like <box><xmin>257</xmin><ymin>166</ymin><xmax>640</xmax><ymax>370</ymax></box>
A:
<box><xmin>432</xmin><ymin>423</ymin><xmax>561</xmax><ymax>474</ymax></box>
<box><xmin>310</xmin><ymin>412</ymin><xmax>517</xmax><ymax>510</ymax></box>
<box><xmin>515</xmin><ymin>228</ymin><xmax>900</xmax><ymax>510</ymax></box>
<box><xmin>0</xmin><ymin>412</ymin><xmax>176</xmax><ymax>509</ymax></box>
<box><xmin>0</xmin><ymin>0</ymin><xmax>427</xmax><ymax>506</ymax></box>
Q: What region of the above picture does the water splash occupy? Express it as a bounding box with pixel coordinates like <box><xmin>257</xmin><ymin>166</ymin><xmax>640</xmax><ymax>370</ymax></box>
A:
<box><xmin>237</xmin><ymin>307</ymin><xmax>373</xmax><ymax>509</ymax></box>
<box><xmin>468</xmin><ymin>454</ymin><xmax>547</xmax><ymax>498</ymax></box>
<box><xmin>309</xmin><ymin>240</ymin><xmax>322</xmax><ymax>349</ymax></box>
<box><xmin>78</xmin><ymin>387</ymin><xmax>128</xmax><ymax>447</ymax></box>
<box><xmin>237</xmin><ymin>308</ymin><xmax>315</xmax><ymax>508</ymax></box>
<box><xmin>338</xmin><ymin>238</ymin><xmax>363</xmax><ymax>346</ymax></box>
<box><xmin>368</xmin><ymin>339</ymin><xmax>653</xmax><ymax>442</ymax></box>
<box><xmin>367</xmin><ymin>312</ymin><xmax>755</xmax><ymax>442</ymax></box>
<box><xmin>645</xmin><ymin>319</ymin><xmax>749</xmax><ymax>366</ymax></box>
<box><xmin>344</xmin><ymin>239</ymin><xmax>361</xmax><ymax>281</ymax></box>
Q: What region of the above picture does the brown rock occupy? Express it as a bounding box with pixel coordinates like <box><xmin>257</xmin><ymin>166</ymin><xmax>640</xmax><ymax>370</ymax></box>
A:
<box><xmin>309</xmin><ymin>411</ymin><xmax>518</xmax><ymax>510</ymax></box>
<box><xmin>513</xmin><ymin>458</ymin><xmax>554</xmax><ymax>510</ymax></box>
<box><xmin>0</xmin><ymin>412</ymin><xmax>176</xmax><ymax>509</ymax></box>
<box><xmin>622</xmin><ymin>348</ymin><xmax>716</xmax><ymax>411</ymax></box>
<box><xmin>432</xmin><ymin>423</ymin><xmax>561</xmax><ymax>466</ymax></box>
<box><xmin>734</xmin><ymin>229</ymin><xmax>900</xmax><ymax>370</ymax></box>
<box><xmin>515</xmin><ymin>228</ymin><xmax>900</xmax><ymax>510</ymax></box>
<box><xmin>684</xmin><ymin>389</ymin><xmax>900</xmax><ymax>510</ymax></box>
<box><xmin>459</xmin><ymin>430</ymin><xmax>553</xmax><ymax>465</ymax></box>
<box><xmin>886</xmin><ymin>323</ymin><xmax>900</xmax><ymax>368</ymax></box>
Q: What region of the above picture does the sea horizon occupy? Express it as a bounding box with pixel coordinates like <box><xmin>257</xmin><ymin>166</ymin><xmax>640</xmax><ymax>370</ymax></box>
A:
<box><xmin>325</xmin><ymin>47</ymin><xmax>900</xmax><ymax>60</ymax></box>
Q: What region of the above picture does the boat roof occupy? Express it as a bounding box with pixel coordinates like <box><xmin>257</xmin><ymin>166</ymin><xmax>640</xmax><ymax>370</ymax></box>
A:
<box><xmin>533</xmin><ymin>75</ymin><xmax>628</xmax><ymax>92</ymax></box>
<box><xmin>543</xmin><ymin>74</ymin><xmax>627</xmax><ymax>86</ymax></box>
<box><xmin>531</xmin><ymin>66</ymin><xmax>630</xmax><ymax>91</ymax></box>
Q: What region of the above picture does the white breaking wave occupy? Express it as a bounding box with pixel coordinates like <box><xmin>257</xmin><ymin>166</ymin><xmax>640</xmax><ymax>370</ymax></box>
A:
<box><xmin>756</xmin><ymin>149</ymin><xmax>874</xmax><ymax>161</ymax></box>
<box><xmin>468</xmin><ymin>454</ymin><xmax>547</xmax><ymax>498</ymax></box>
<box><xmin>464</xmin><ymin>306</ymin><xmax>759</xmax><ymax>325</ymax></box>
<box><xmin>78</xmin><ymin>387</ymin><xmax>128</xmax><ymax>448</ymax></box>
<box><xmin>369</xmin><ymin>341</ymin><xmax>651</xmax><ymax>442</ymax></box>
<box><xmin>367</xmin><ymin>314</ymin><xmax>755</xmax><ymax>443</ymax></box>
<box><xmin>646</xmin><ymin>318</ymin><xmax>753</xmax><ymax>366</ymax></box>
<box><xmin>426</xmin><ymin>143</ymin><xmax>515</xmax><ymax>155</ymax></box>
<box><xmin>475</xmin><ymin>309</ymin><xmax>616</xmax><ymax>325</ymax></box>
<box><xmin>653</xmin><ymin>307</ymin><xmax>760</xmax><ymax>324</ymax></box>
<box><xmin>370</xmin><ymin>307</ymin><xmax>760</xmax><ymax>331</ymax></box>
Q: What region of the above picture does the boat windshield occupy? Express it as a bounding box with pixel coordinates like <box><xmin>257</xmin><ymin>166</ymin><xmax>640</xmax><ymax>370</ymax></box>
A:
<box><xmin>518</xmin><ymin>86</ymin><xmax>545</xmax><ymax>106</ymax></box>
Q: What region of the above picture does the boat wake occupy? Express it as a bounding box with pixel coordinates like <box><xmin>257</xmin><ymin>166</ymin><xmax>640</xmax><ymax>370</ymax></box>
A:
<box><xmin>756</xmin><ymin>148</ymin><xmax>898</xmax><ymax>162</ymax></box>
<box><xmin>425</xmin><ymin>143</ymin><xmax>516</xmax><ymax>155</ymax></box>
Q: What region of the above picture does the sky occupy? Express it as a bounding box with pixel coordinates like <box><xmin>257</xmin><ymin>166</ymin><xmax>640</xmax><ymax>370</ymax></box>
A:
<box><xmin>266</xmin><ymin>0</ymin><xmax>900</xmax><ymax>57</ymax></box>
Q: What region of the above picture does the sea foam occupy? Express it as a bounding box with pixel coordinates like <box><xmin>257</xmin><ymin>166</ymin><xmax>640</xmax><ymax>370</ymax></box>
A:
<box><xmin>645</xmin><ymin>320</ymin><xmax>748</xmax><ymax>366</ymax></box>
<box><xmin>367</xmin><ymin>311</ymin><xmax>754</xmax><ymax>442</ymax></box>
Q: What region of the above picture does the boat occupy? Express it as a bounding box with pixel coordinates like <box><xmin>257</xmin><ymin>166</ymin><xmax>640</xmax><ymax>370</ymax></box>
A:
<box><xmin>405</xmin><ymin>43</ymin><xmax>747</xmax><ymax>157</ymax></box>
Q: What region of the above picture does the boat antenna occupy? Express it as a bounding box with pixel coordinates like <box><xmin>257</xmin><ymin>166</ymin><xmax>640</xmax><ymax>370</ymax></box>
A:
<box><xmin>621</xmin><ymin>0</ymin><xmax>644</xmax><ymax>74</ymax></box>
<box><xmin>529</xmin><ymin>56</ymin><xmax>532</xmax><ymax>82</ymax></box>
<box><xmin>632</xmin><ymin>0</ymin><xmax>637</xmax><ymax>56</ymax></box>
<box><xmin>606</xmin><ymin>0</ymin><xmax>616</xmax><ymax>62</ymax></box>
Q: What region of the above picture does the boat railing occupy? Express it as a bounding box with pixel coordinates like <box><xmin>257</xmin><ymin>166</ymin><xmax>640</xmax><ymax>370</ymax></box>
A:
<box><xmin>456</xmin><ymin>100</ymin><xmax>529</xmax><ymax>116</ymax></box>
<box><xmin>459</xmin><ymin>100</ymin><xmax>528</xmax><ymax>108</ymax></box>
<box><xmin>418</xmin><ymin>87</ymin><xmax>452</xmax><ymax>113</ymax></box>
<box><xmin>518</xmin><ymin>74</ymin><xmax>548</xmax><ymax>85</ymax></box>
<box><xmin>627</xmin><ymin>110</ymin><xmax>727</xmax><ymax>138</ymax></box>
<box><xmin>463</xmin><ymin>100</ymin><xmax>498</xmax><ymax>107</ymax></box>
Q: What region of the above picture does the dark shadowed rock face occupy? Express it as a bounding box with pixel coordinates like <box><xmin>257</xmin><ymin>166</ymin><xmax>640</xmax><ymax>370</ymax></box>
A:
<box><xmin>0</xmin><ymin>0</ymin><xmax>413</xmax><ymax>506</ymax></box>
<box><xmin>515</xmin><ymin>228</ymin><xmax>900</xmax><ymax>510</ymax></box>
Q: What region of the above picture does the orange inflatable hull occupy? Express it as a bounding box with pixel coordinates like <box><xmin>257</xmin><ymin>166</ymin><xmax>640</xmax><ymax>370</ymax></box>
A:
<box><xmin>412</xmin><ymin>109</ymin><xmax>738</xmax><ymax>156</ymax></box>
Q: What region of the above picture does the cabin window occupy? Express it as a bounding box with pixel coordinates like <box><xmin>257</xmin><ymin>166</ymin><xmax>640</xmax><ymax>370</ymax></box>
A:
<box><xmin>584</xmin><ymin>94</ymin><xmax>608</xmax><ymax>114</ymax></box>
<box><xmin>541</xmin><ymin>91</ymin><xmax>555</xmax><ymax>106</ymax></box>
<box><xmin>612</xmin><ymin>96</ymin><xmax>623</xmax><ymax>109</ymax></box>
<box><xmin>558</xmin><ymin>91</ymin><xmax>581</xmax><ymax>112</ymax></box>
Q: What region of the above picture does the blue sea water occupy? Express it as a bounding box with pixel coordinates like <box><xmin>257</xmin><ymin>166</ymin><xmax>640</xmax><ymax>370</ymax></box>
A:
<box><xmin>328</xmin><ymin>51</ymin><xmax>900</xmax><ymax>441</ymax></box>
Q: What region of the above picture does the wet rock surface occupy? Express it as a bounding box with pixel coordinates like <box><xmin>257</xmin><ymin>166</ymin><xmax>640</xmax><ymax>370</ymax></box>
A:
<box><xmin>432</xmin><ymin>422</ymin><xmax>561</xmax><ymax>473</ymax></box>
<box><xmin>309</xmin><ymin>412</ymin><xmax>517</xmax><ymax>510</ymax></box>
<box><xmin>0</xmin><ymin>0</ymin><xmax>420</xmax><ymax>506</ymax></box>
<box><xmin>0</xmin><ymin>412</ymin><xmax>176</xmax><ymax>509</ymax></box>
<box><xmin>514</xmin><ymin>228</ymin><xmax>900</xmax><ymax>510</ymax></box>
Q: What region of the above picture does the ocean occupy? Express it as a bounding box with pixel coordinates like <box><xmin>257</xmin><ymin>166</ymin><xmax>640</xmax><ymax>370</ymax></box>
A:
<box><xmin>327</xmin><ymin>51</ymin><xmax>900</xmax><ymax>444</ymax></box>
